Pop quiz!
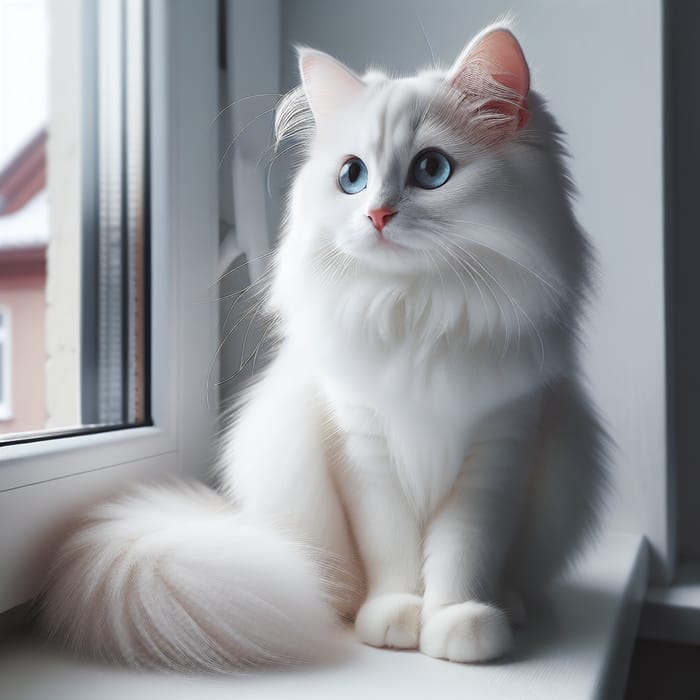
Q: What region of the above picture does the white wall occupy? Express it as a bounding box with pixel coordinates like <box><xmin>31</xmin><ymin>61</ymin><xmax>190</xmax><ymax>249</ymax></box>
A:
<box><xmin>272</xmin><ymin>0</ymin><xmax>668</xmax><ymax>579</ymax></box>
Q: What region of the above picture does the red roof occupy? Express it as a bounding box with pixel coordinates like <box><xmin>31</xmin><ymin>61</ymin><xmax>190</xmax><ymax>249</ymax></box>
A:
<box><xmin>0</xmin><ymin>128</ymin><xmax>47</xmax><ymax>217</ymax></box>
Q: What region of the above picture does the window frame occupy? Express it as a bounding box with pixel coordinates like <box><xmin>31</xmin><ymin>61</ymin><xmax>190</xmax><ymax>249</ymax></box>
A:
<box><xmin>0</xmin><ymin>0</ymin><xmax>219</xmax><ymax>613</ymax></box>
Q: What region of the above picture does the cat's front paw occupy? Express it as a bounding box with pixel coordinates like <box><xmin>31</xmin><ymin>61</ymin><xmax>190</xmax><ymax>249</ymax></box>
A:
<box><xmin>354</xmin><ymin>593</ymin><xmax>422</xmax><ymax>649</ymax></box>
<box><xmin>420</xmin><ymin>601</ymin><xmax>512</xmax><ymax>662</ymax></box>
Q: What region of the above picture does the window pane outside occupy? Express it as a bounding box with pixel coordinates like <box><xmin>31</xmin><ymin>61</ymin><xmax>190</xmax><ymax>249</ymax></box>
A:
<box><xmin>0</xmin><ymin>0</ymin><xmax>149</xmax><ymax>441</ymax></box>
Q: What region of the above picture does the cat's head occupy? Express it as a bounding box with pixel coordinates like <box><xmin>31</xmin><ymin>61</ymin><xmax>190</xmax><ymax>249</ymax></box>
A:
<box><xmin>274</xmin><ymin>23</ymin><xmax>590</xmax><ymax>346</ymax></box>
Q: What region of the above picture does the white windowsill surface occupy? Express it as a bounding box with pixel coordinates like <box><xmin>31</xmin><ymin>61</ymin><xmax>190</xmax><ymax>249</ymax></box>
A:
<box><xmin>0</xmin><ymin>532</ymin><xmax>646</xmax><ymax>700</ymax></box>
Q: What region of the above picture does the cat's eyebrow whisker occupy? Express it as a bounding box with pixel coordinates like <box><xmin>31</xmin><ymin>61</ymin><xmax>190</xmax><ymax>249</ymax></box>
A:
<box><xmin>251</xmin><ymin>319</ymin><xmax>278</xmax><ymax>376</ymax></box>
<box><xmin>418</xmin><ymin>85</ymin><xmax>445</xmax><ymax>126</ymax></box>
<box><xmin>218</xmin><ymin>315</ymin><xmax>277</xmax><ymax>386</ymax></box>
<box><xmin>204</xmin><ymin>278</ymin><xmax>270</xmax><ymax>305</ymax></box>
<box><xmin>266</xmin><ymin>157</ymin><xmax>273</xmax><ymax>199</ymax></box>
<box><xmin>263</xmin><ymin>138</ymin><xmax>307</xmax><ymax>193</ymax></box>
<box><xmin>206</xmin><ymin>323</ymin><xmax>240</xmax><ymax>409</ymax></box>
<box><xmin>209</xmin><ymin>93</ymin><xmax>282</xmax><ymax>128</ymax></box>
<box><xmin>256</xmin><ymin>140</ymin><xmax>279</xmax><ymax>171</ymax></box>
<box><xmin>220</xmin><ymin>285</ymin><xmax>271</xmax><ymax>343</ymax></box>
<box><xmin>206</xmin><ymin>300</ymin><xmax>268</xmax><ymax>409</ymax></box>
<box><xmin>210</xmin><ymin>252</ymin><xmax>275</xmax><ymax>289</ymax></box>
<box><xmin>219</xmin><ymin>106</ymin><xmax>279</xmax><ymax>171</ymax></box>
<box><xmin>260</xmin><ymin>124</ymin><xmax>310</xmax><ymax>169</ymax></box>
<box><xmin>239</xmin><ymin>297</ymin><xmax>270</xmax><ymax>371</ymax></box>
<box><xmin>415</xmin><ymin>11</ymin><xmax>437</xmax><ymax>69</ymax></box>
<box><xmin>221</xmin><ymin>291</ymin><xmax>247</xmax><ymax>336</ymax></box>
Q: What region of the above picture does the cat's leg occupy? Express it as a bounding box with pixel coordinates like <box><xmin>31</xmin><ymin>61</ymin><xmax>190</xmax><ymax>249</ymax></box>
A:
<box><xmin>340</xmin><ymin>433</ymin><xmax>423</xmax><ymax>650</ymax></box>
<box><xmin>420</xmin><ymin>440</ymin><xmax>529</xmax><ymax>662</ymax></box>
<box><xmin>219</xmin><ymin>347</ymin><xmax>363</xmax><ymax>619</ymax></box>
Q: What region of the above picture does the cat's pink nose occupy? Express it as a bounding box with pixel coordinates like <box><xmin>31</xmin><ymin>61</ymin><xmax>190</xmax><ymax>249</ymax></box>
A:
<box><xmin>367</xmin><ymin>207</ymin><xmax>397</xmax><ymax>232</ymax></box>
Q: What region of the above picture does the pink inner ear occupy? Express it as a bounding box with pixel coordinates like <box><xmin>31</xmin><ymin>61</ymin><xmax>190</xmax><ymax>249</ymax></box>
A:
<box><xmin>298</xmin><ymin>49</ymin><xmax>364</xmax><ymax>123</ymax></box>
<box><xmin>452</xmin><ymin>29</ymin><xmax>531</xmax><ymax>130</ymax></box>
<box><xmin>472</xmin><ymin>30</ymin><xmax>529</xmax><ymax>98</ymax></box>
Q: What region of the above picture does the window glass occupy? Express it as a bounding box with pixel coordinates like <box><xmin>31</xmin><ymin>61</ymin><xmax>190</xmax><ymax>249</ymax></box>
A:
<box><xmin>0</xmin><ymin>0</ymin><xmax>149</xmax><ymax>442</ymax></box>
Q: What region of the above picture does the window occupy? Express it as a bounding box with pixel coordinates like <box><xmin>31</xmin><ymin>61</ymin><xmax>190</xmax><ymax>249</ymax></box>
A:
<box><xmin>0</xmin><ymin>0</ymin><xmax>149</xmax><ymax>441</ymax></box>
<box><xmin>0</xmin><ymin>307</ymin><xmax>11</xmax><ymax>421</ymax></box>
<box><xmin>0</xmin><ymin>0</ymin><xmax>218</xmax><ymax>614</ymax></box>
<box><xmin>80</xmin><ymin>0</ymin><xmax>149</xmax><ymax>429</ymax></box>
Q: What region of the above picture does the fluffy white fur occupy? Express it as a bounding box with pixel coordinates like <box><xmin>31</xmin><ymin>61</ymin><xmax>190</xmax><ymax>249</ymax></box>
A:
<box><xmin>40</xmin><ymin>483</ymin><xmax>340</xmax><ymax>670</ymax></box>
<box><xmin>41</xmin><ymin>23</ymin><xmax>608</xmax><ymax>671</ymax></box>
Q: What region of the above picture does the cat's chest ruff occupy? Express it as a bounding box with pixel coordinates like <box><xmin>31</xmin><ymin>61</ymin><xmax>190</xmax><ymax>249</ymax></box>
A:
<box><xmin>319</xmin><ymin>328</ymin><xmax>513</xmax><ymax>425</ymax></box>
<box><xmin>325</xmin><ymin>372</ymin><xmax>471</xmax><ymax>516</ymax></box>
<box><xmin>320</xmin><ymin>340</ymin><xmax>504</xmax><ymax>501</ymax></box>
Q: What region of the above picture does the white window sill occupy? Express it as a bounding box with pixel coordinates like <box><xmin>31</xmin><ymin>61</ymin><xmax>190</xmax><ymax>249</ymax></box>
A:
<box><xmin>0</xmin><ymin>532</ymin><xmax>646</xmax><ymax>700</ymax></box>
<box><xmin>639</xmin><ymin>561</ymin><xmax>700</xmax><ymax>645</ymax></box>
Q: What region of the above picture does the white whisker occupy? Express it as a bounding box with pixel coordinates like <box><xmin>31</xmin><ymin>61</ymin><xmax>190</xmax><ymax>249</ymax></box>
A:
<box><xmin>445</xmin><ymin>239</ymin><xmax>514</xmax><ymax>356</ymax></box>
<box><xmin>219</xmin><ymin>106</ymin><xmax>278</xmax><ymax>171</ymax></box>
<box><xmin>209</xmin><ymin>93</ymin><xmax>282</xmax><ymax>128</ymax></box>
<box><xmin>432</xmin><ymin>240</ymin><xmax>490</xmax><ymax>339</ymax></box>
<box><xmin>239</xmin><ymin>298</ymin><xmax>269</xmax><ymax>370</ymax></box>
<box><xmin>449</xmin><ymin>220</ymin><xmax>564</xmax><ymax>303</ymax></box>
<box><xmin>210</xmin><ymin>252</ymin><xmax>275</xmax><ymax>289</ymax></box>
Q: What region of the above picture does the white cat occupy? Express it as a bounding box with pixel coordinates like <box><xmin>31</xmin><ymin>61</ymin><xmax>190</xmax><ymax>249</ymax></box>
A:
<box><xmin>40</xmin><ymin>22</ymin><xmax>608</xmax><ymax>671</ymax></box>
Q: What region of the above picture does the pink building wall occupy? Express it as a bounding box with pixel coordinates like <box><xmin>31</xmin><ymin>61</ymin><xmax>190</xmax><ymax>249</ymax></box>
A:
<box><xmin>0</xmin><ymin>251</ymin><xmax>47</xmax><ymax>435</ymax></box>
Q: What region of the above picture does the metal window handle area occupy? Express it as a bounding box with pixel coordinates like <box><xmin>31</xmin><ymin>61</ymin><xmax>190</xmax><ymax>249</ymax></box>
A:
<box><xmin>81</xmin><ymin>0</ymin><xmax>148</xmax><ymax>427</ymax></box>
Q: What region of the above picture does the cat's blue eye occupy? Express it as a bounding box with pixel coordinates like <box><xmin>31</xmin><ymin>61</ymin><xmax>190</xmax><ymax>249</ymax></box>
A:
<box><xmin>411</xmin><ymin>150</ymin><xmax>452</xmax><ymax>190</ymax></box>
<box><xmin>338</xmin><ymin>157</ymin><xmax>368</xmax><ymax>194</ymax></box>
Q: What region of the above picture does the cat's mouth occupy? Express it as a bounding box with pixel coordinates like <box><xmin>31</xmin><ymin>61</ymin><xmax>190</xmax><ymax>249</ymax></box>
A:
<box><xmin>359</xmin><ymin>223</ymin><xmax>409</xmax><ymax>253</ymax></box>
<box><xmin>365</xmin><ymin>214</ymin><xmax>410</xmax><ymax>247</ymax></box>
<box><xmin>373</xmin><ymin>228</ymin><xmax>397</xmax><ymax>246</ymax></box>
<box><xmin>332</xmin><ymin>223</ymin><xmax>429</xmax><ymax>274</ymax></box>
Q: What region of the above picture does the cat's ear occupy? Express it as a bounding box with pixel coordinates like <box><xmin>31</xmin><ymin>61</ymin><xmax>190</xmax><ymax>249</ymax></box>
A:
<box><xmin>448</xmin><ymin>26</ymin><xmax>530</xmax><ymax>134</ymax></box>
<box><xmin>297</xmin><ymin>48</ymin><xmax>364</xmax><ymax>123</ymax></box>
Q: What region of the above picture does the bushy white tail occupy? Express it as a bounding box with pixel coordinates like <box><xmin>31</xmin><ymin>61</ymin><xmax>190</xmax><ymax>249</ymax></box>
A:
<box><xmin>39</xmin><ymin>482</ymin><xmax>339</xmax><ymax>672</ymax></box>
